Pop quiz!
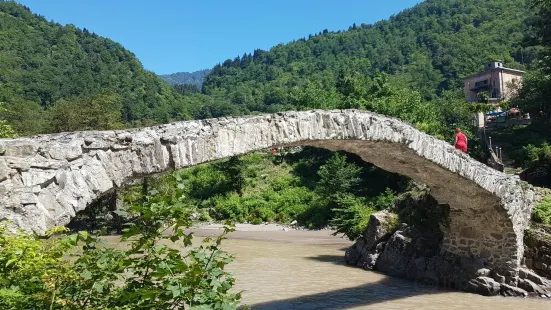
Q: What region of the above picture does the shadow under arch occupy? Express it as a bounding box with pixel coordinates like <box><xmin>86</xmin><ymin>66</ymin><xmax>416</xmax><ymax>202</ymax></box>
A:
<box><xmin>247</xmin><ymin>277</ymin><xmax>445</xmax><ymax>310</ymax></box>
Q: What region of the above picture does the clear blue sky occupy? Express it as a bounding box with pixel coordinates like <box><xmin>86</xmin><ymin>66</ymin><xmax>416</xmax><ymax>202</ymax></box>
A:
<box><xmin>16</xmin><ymin>0</ymin><xmax>422</xmax><ymax>75</ymax></box>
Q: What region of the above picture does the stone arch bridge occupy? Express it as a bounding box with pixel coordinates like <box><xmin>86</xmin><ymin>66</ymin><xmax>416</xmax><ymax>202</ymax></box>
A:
<box><xmin>0</xmin><ymin>110</ymin><xmax>540</xmax><ymax>274</ymax></box>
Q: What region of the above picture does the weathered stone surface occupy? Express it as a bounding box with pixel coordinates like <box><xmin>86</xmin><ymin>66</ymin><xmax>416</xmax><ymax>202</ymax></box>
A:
<box><xmin>375</xmin><ymin>230</ymin><xmax>412</xmax><ymax>277</ymax></box>
<box><xmin>500</xmin><ymin>283</ymin><xmax>528</xmax><ymax>297</ymax></box>
<box><xmin>358</xmin><ymin>252</ymin><xmax>379</xmax><ymax>270</ymax></box>
<box><xmin>518</xmin><ymin>278</ymin><xmax>548</xmax><ymax>295</ymax></box>
<box><xmin>345</xmin><ymin>243</ymin><xmax>362</xmax><ymax>266</ymax></box>
<box><xmin>0</xmin><ymin>110</ymin><xmax>541</xmax><ymax>275</ymax></box>
<box><xmin>468</xmin><ymin>276</ymin><xmax>501</xmax><ymax>296</ymax></box>
<box><xmin>0</xmin><ymin>158</ymin><xmax>8</xmax><ymax>182</ymax></box>
<box><xmin>459</xmin><ymin>257</ymin><xmax>487</xmax><ymax>277</ymax></box>
<box><xmin>3</xmin><ymin>141</ymin><xmax>38</xmax><ymax>157</ymax></box>
<box><xmin>45</xmin><ymin>141</ymin><xmax>83</xmax><ymax>161</ymax></box>
<box><xmin>476</xmin><ymin>268</ymin><xmax>492</xmax><ymax>277</ymax></box>
<box><xmin>519</xmin><ymin>267</ymin><xmax>551</xmax><ymax>287</ymax></box>
<box><xmin>363</xmin><ymin>211</ymin><xmax>396</xmax><ymax>250</ymax></box>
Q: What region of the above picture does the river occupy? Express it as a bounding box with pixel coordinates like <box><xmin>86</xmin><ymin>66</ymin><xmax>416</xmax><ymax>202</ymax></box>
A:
<box><xmin>190</xmin><ymin>225</ymin><xmax>550</xmax><ymax>310</ymax></box>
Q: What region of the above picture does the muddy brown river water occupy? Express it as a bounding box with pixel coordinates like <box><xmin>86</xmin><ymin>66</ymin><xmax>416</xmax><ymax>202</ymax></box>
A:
<box><xmin>190</xmin><ymin>227</ymin><xmax>551</xmax><ymax>310</ymax></box>
<box><xmin>103</xmin><ymin>226</ymin><xmax>550</xmax><ymax>309</ymax></box>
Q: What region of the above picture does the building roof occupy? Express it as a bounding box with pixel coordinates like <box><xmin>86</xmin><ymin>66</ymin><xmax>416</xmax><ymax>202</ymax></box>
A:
<box><xmin>463</xmin><ymin>67</ymin><xmax>525</xmax><ymax>80</ymax></box>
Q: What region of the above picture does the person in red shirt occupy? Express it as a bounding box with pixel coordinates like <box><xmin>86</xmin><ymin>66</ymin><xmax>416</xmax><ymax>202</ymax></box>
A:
<box><xmin>454</xmin><ymin>127</ymin><xmax>468</xmax><ymax>153</ymax></box>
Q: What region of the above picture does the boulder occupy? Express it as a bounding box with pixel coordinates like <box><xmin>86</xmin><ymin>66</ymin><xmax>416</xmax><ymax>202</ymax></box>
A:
<box><xmin>492</xmin><ymin>272</ymin><xmax>506</xmax><ymax>284</ymax></box>
<box><xmin>406</xmin><ymin>257</ymin><xmax>429</xmax><ymax>281</ymax></box>
<box><xmin>358</xmin><ymin>252</ymin><xmax>379</xmax><ymax>270</ymax></box>
<box><xmin>519</xmin><ymin>267</ymin><xmax>551</xmax><ymax>287</ymax></box>
<box><xmin>518</xmin><ymin>278</ymin><xmax>548</xmax><ymax>295</ymax></box>
<box><xmin>375</xmin><ymin>230</ymin><xmax>413</xmax><ymax>277</ymax></box>
<box><xmin>345</xmin><ymin>244</ymin><xmax>361</xmax><ymax>266</ymax></box>
<box><xmin>500</xmin><ymin>283</ymin><xmax>528</xmax><ymax>297</ymax></box>
<box><xmin>467</xmin><ymin>277</ymin><xmax>501</xmax><ymax>296</ymax></box>
<box><xmin>476</xmin><ymin>268</ymin><xmax>491</xmax><ymax>277</ymax></box>
<box><xmin>363</xmin><ymin>211</ymin><xmax>397</xmax><ymax>250</ymax></box>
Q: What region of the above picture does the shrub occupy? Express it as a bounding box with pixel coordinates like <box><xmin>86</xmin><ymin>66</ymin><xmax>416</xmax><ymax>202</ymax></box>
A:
<box><xmin>0</xmin><ymin>185</ymin><xmax>241</xmax><ymax>309</ymax></box>
<box><xmin>0</xmin><ymin>226</ymin><xmax>77</xmax><ymax>309</ymax></box>
<box><xmin>212</xmin><ymin>194</ymin><xmax>246</xmax><ymax>221</ymax></box>
<box><xmin>533</xmin><ymin>196</ymin><xmax>551</xmax><ymax>226</ymax></box>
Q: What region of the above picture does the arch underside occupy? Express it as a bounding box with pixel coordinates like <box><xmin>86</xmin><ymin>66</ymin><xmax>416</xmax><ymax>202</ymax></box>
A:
<box><xmin>304</xmin><ymin>140</ymin><xmax>518</xmax><ymax>271</ymax></box>
<box><xmin>0</xmin><ymin>110</ymin><xmax>537</xmax><ymax>273</ymax></box>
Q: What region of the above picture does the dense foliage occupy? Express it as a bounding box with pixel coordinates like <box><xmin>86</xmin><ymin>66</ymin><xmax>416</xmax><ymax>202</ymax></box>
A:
<box><xmin>0</xmin><ymin>102</ymin><xmax>16</xmax><ymax>138</ymax></box>
<box><xmin>160</xmin><ymin>69</ymin><xmax>211</xmax><ymax>87</ymax></box>
<box><xmin>513</xmin><ymin>0</ymin><xmax>551</xmax><ymax>118</ymax></box>
<box><xmin>490</xmin><ymin>0</ymin><xmax>551</xmax><ymax>187</ymax></box>
<box><xmin>0</xmin><ymin>0</ymin><xmax>531</xmax><ymax>146</ymax></box>
<box><xmin>114</xmin><ymin>148</ymin><xmax>410</xmax><ymax>238</ymax></box>
<box><xmin>0</xmin><ymin>1</ymin><xmax>202</xmax><ymax>135</ymax></box>
<box><xmin>0</xmin><ymin>184</ymin><xmax>240</xmax><ymax>309</ymax></box>
<box><xmin>203</xmin><ymin>0</ymin><xmax>530</xmax><ymax>111</ymax></box>
<box><xmin>533</xmin><ymin>195</ymin><xmax>551</xmax><ymax>226</ymax></box>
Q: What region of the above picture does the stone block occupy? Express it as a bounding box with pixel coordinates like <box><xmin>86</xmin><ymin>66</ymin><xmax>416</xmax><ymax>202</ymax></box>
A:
<box><xmin>21</xmin><ymin>169</ymin><xmax>56</xmax><ymax>187</ymax></box>
<box><xmin>47</xmin><ymin>142</ymin><xmax>83</xmax><ymax>161</ymax></box>
<box><xmin>4</xmin><ymin>141</ymin><xmax>38</xmax><ymax>157</ymax></box>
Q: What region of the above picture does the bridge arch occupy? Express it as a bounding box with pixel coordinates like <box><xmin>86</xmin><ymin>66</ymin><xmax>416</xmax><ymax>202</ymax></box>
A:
<box><xmin>0</xmin><ymin>110</ymin><xmax>539</xmax><ymax>274</ymax></box>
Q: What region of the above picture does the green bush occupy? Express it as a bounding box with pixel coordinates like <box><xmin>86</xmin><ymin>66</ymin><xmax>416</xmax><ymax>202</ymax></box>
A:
<box><xmin>519</xmin><ymin>143</ymin><xmax>551</xmax><ymax>170</ymax></box>
<box><xmin>0</xmin><ymin>185</ymin><xmax>241</xmax><ymax>309</ymax></box>
<box><xmin>533</xmin><ymin>196</ymin><xmax>551</xmax><ymax>226</ymax></box>
<box><xmin>212</xmin><ymin>194</ymin><xmax>246</xmax><ymax>222</ymax></box>
<box><xmin>0</xmin><ymin>226</ymin><xmax>76</xmax><ymax>309</ymax></box>
<box><xmin>271</xmin><ymin>187</ymin><xmax>315</xmax><ymax>222</ymax></box>
<box><xmin>180</xmin><ymin>165</ymin><xmax>231</xmax><ymax>200</ymax></box>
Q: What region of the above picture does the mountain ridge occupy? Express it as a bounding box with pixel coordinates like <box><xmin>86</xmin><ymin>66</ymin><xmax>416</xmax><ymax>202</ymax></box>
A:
<box><xmin>160</xmin><ymin>69</ymin><xmax>211</xmax><ymax>87</ymax></box>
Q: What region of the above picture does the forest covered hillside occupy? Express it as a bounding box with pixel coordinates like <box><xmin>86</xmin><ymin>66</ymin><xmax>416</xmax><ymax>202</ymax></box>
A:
<box><xmin>0</xmin><ymin>0</ymin><xmax>538</xmax><ymax>138</ymax></box>
<box><xmin>160</xmin><ymin>69</ymin><xmax>211</xmax><ymax>87</ymax></box>
<box><xmin>203</xmin><ymin>0</ymin><xmax>533</xmax><ymax>111</ymax></box>
<box><xmin>0</xmin><ymin>1</ymin><xmax>197</xmax><ymax>135</ymax></box>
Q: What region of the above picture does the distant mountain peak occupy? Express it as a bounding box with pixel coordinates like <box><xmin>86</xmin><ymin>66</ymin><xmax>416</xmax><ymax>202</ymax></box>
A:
<box><xmin>160</xmin><ymin>69</ymin><xmax>211</xmax><ymax>87</ymax></box>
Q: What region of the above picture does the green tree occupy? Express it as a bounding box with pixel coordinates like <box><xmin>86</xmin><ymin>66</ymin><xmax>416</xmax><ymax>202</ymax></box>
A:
<box><xmin>0</xmin><ymin>102</ymin><xmax>16</xmax><ymax>138</ymax></box>
<box><xmin>316</xmin><ymin>153</ymin><xmax>362</xmax><ymax>205</ymax></box>
<box><xmin>46</xmin><ymin>93</ymin><xmax>124</xmax><ymax>132</ymax></box>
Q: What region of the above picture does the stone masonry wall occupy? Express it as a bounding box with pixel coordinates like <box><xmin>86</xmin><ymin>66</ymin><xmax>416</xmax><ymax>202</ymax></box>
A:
<box><xmin>0</xmin><ymin>110</ymin><xmax>541</xmax><ymax>274</ymax></box>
